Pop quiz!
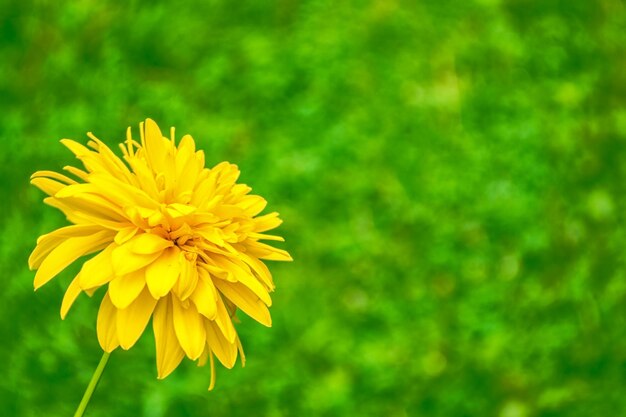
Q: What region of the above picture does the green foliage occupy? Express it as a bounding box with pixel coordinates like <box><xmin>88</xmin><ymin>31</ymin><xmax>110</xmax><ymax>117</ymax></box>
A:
<box><xmin>2</xmin><ymin>0</ymin><xmax>626</xmax><ymax>416</ymax></box>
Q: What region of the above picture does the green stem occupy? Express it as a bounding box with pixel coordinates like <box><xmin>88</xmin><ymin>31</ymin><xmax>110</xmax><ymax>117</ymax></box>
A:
<box><xmin>73</xmin><ymin>352</ymin><xmax>111</xmax><ymax>417</ymax></box>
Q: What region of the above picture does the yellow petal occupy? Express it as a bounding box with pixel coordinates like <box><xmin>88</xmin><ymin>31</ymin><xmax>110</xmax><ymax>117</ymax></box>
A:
<box><xmin>62</xmin><ymin>208</ymin><xmax>128</xmax><ymax>231</ymax></box>
<box><xmin>114</xmin><ymin>226</ymin><xmax>139</xmax><ymax>245</ymax></box>
<box><xmin>172</xmin><ymin>296</ymin><xmax>206</xmax><ymax>360</ymax></box>
<box><xmin>208</xmin><ymin>351</ymin><xmax>217</xmax><ymax>391</ymax></box>
<box><xmin>111</xmin><ymin>243</ymin><xmax>162</xmax><ymax>276</ymax></box>
<box><xmin>174</xmin><ymin>135</ymin><xmax>200</xmax><ymax>198</ymax></box>
<box><xmin>109</xmin><ymin>269</ymin><xmax>146</xmax><ymax>309</ymax></box>
<box><xmin>34</xmin><ymin>230</ymin><xmax>113</xmax><ymax>290</ymax></box>
<box><xmin>213</xmin><ymin>204</ymin><xmax>245</xmax><ymax>219</ymax></box>
<box><xmin>174</xmin><ymin>254</ymin><xmax>198</xmax><ymax>301</ymax></box>
<box><xmin>153</xmin><ymin>296</ymin><xmax>185</xmax><ymax>379</ymax></box>
<box><xmin>236</xmin><ymin>335</ymin><xmax>246</xmax><ymax>367</ymax></box>
<box><xmin>239</xmin><ymin>251</ymin><xmax>275</xmax><ymax>290</ymax></box>
<box><xmin>191</xmin><ymin>178</ymin><xmax>218</xmax><ymax>208</ymax></box>
<box><xmin>213</xmin><ymin>162</ymin><xmax>241</xmax><ymax>191</ymax></box>
<box><xmin>212</xmin><ymin>256</ymin><xmax>271</xmax><ymax>305</ymax></box>
<box><xmin>197</xmin><ymin>347</ymin><xmax>209</xmax><ymax>367</ymax></box>
<box><xmin>63</xmin><ymin>165</ymin><xmax>89</xmax><ymax>181</ymax></box>
<box><xmin>205</xmin><ymin>320</ymin><xmax>237</xmax><ymax>369</ymax></box>
<box><xmin>166</xmin><ymin>203</ymin><xmax>196</xmax><ymax>218</ymax></box>
<box><xmin>125</xmin><ymin>156</ymin><xmax>160</xmax><ymax>201</ymax></box>
<box><xmin>145</xmin><ymin>247</ymin><xmax>181</xmax><ymax>298</ymax></box>
<box><xmin>88</xmin><ymin>173</ymin><xmax>159</xmax><ymax>211</ymax></box>
<box><xmin>29</xmin><ymin>224</ymin><xmax>102</xmax><ymax>270</ymax></box>
<box><xmin>97</xmin><ymin>292</ymin><xmax>119</xmax><ymax>352</ymax></box>
<box><xmin>253</xmin><ymin>212</ymin><xmax>283</xmax><ymax>232</ymax></box>
<box><xmin>143</xmin><ymin>118</ymin><xmax>168</xmax><ymax>173</ymax></box>
<box><xmin>214</xmin><ymin>280</ymin><xmax>272</xmax><ymax>327</ymax></box>
<box><xmin>31</xmin><ymin>177</ymin><xmax>66</xmax><ymax>196</ymax></box>
<box><xmin>195</xmin><ymin>228</ymin><xmax>225</xmax><ymax>248</ymax></box>
<box><xmin>130</xmin><ymin>233</ymin><xmax>174</xmax><ymax>254</ymax></box>
<box><xmin>245</xmin><ymin>241</ymin><xmax>293</xmax><ymax>262</ymax></box>
<box><xmin>78</xmin><ymin>245</ymin><xmax>115</xmax><ymax>290</ymax></box>
<box><xmin>60</xmin><ymin>139</ymin><xmax>114</xmax><ymax>175</ymax></box>
<box><xmin>60</xmin><ymin>138</ymin><xmax>92</xmax><ymax>160</ymax></box>
<box><xmin>247</xmin><ymin>232</ymin><xmax>285</xmax><ymax>242</ymax></box>
<box><xmin>240</xmin><ymin>196</ymin><xmax>267</xmax><ymax>217</ymax></box>
<box><xmin>214</xmin><ymin>293</ymin><xmax>237</xmax><ymax>343</ymax></box>
<box><xmin>31</xmin><ymin>170</ymin><xmax>78</xmax><ymax>184</ymax></box>
<box><xmin>117</xmin><ymin>287</ymin><xmax>158</xmax><ymax>349</ymax></box>
<box><xmin>51</xmin><ymin>194</ymin><xmax>128</xmax><ymax>228</ymax></box>
<box><xmin>85</xmin><ymin>133</ymin><xmax>136</xmax><ymax>184</ymax></box>
<box><xmin>54</xmin><ymin>183</ymin><xmax>100</xmax><ymax>198</ymax></box>
<box><xmin>60</xmin><ymin>274</ymin><xmax>82</xmax><ymax>319</ymax></box>
<box><xmin>190</xmin><ymin>268</ymin><xmax>217</xmax><ymax>320</ymax></box>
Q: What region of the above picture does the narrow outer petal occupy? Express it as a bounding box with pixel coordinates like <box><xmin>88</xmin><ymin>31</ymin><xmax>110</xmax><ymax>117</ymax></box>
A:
<box><xmin>34</xmin><ymin>230</ymin><xmax>112</xmax><ymax>289</ymax></box>
<box><xmin>60</xmin><ymin>274</ymin><xmax>82</xmax><ymax>319</ymax></box>
<box><xmin>153</xmin><ymin>296</ymin><xmax>185</xmax><ymax>379</ymax></box>
<box><xmin>205</xmin><ymin>320</ymin><xmax>237</xmax><ymax>369</ymax></box>
<box><xmin>29</xmin><ymin>224</ymin><xmax>102</xmax><ymax>270</ymax></box>
<box><xmin>172</xmin><ymin>296</ymin><xmax>206</xmax><ymax>360</ymax></box>
<box><xmin>97</xmin><ymin>292</ymin><xmax>119</xmax><ymax>352</ymax></box>
<box><xmin>117</xmin><ymin>287</ymin><xmax>158</xmax><ymax>349</ymax></box>
<box><xmin>214</xmin><ymin>279</ymin><xmax>272</xmax><ymax>327</ymax></box>
<box><xmin>190</xmin><ymin>269</ymin><xmax>217</xmax><ymax>320</ymax></box>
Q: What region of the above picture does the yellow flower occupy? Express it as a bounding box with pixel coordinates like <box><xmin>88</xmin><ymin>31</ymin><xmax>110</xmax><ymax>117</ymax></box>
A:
<box><xmin>29</xmin><ymin>119</ymin><xmax>291</xmax><ymax>389</ymax></box>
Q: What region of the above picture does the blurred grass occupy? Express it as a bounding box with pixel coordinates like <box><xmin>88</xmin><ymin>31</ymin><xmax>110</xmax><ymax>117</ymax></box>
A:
<box><xmin>2</xmin><ymin>0</ymin><xmax>626</xmax><ymax>416</ymax></box>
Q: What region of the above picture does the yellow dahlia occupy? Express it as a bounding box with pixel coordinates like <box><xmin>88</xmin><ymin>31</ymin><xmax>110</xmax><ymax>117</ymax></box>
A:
<box><xmin>29</xmin><ymin>119</ymin><xmax>291</xmax><ymax>389</ymax></box>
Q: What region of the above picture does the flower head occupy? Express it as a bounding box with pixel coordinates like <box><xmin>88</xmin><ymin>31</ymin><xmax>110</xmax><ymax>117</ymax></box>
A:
<box><xmin>29</xmin><ymin>119</ymin><xmax>291</xmax><ymax>388</ymax></box>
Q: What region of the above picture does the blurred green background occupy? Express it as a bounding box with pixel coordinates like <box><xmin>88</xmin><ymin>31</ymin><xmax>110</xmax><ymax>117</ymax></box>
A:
<box><xmin>2</xmin><ymin>0</ymin><xmax>626</xmax><ymax>416</ymax></box>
